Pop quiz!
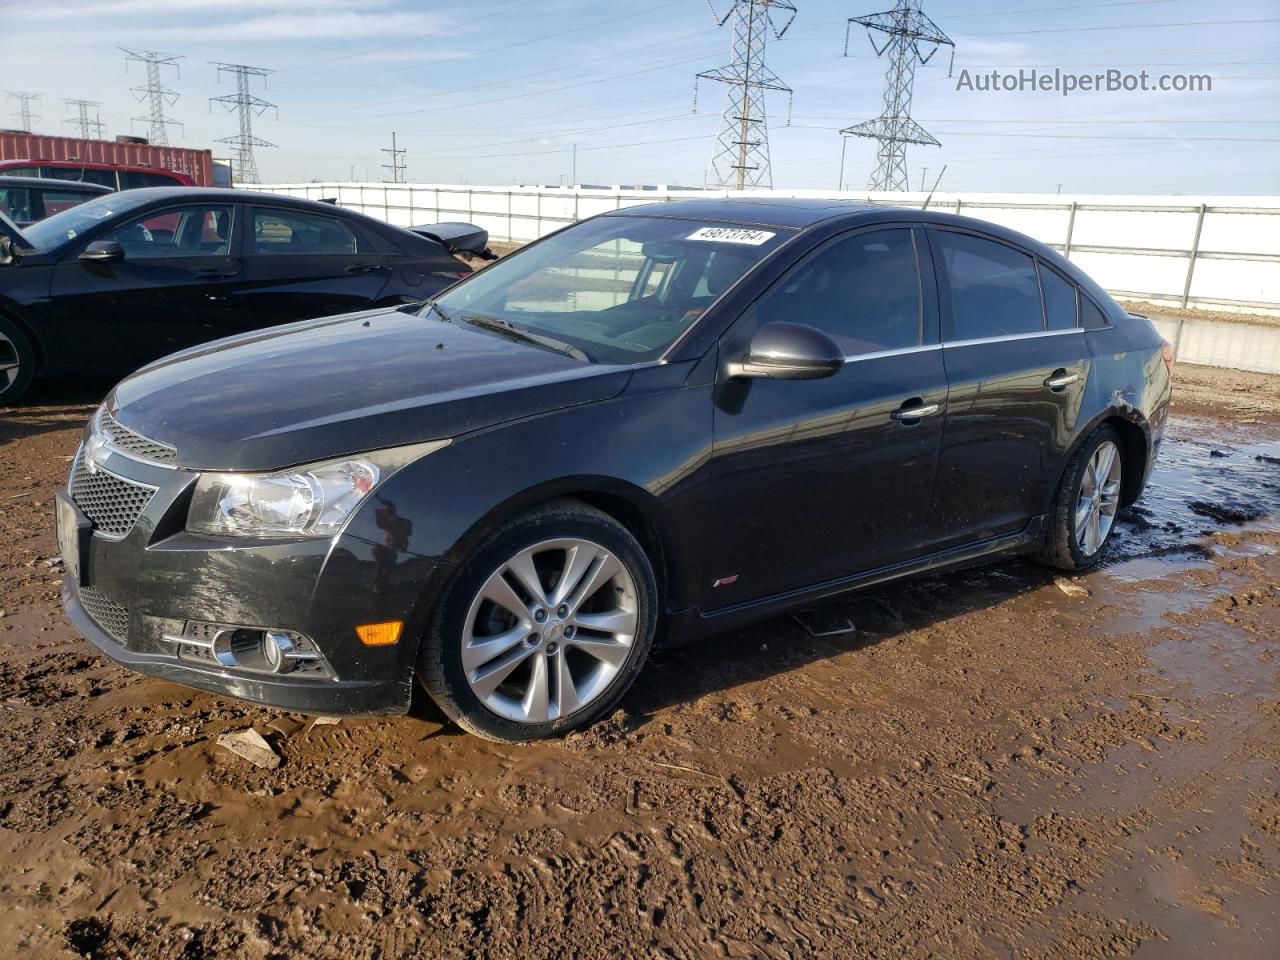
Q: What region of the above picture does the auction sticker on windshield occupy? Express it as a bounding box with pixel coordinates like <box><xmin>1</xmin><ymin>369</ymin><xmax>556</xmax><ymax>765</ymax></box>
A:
<box><xmin>686</xmin><ymin>226</ymin><xmax>776</xmax><ymax>245</ymax></box>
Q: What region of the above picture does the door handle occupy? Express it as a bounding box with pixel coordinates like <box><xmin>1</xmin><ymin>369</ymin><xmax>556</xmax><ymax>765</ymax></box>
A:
<box><xmin>1044</xmin><ymin>370</ymin><xmax>1079</xmax><ymax>390</ymax></box>
<box><xmin>195</xmin><ymin>268</ymin><xmax>237</xmax><ymax>279</ymax></box>
<box><xmin>891</xmin><ymin>400</ymin><xmax>941</xmax><ymax>422</ymax></box>
<box><xmin>345</xmin><ymin>263</ymin><xmax>384</xmax><ymax>274</ymax></box>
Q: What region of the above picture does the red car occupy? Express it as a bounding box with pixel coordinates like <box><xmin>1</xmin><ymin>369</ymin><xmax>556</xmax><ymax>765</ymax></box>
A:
<box><xmin>0</xmin><ymin>159</ymin><xmax>194</xmax><ymax>191</ymax></box>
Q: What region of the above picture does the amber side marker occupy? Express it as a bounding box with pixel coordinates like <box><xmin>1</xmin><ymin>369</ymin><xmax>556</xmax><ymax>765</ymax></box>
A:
<box><xmin>356</xmin><ymin>621</ymin><xmax>403</xmax><ymax>646</ymax></box>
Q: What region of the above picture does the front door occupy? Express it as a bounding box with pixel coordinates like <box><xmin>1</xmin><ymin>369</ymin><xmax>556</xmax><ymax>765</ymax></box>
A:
<box><xmin>231</xmin><ymin>205</ymin><xmax>392</xmax><ymax>326</ymax></box>
<box><xmin>705</xmin><ymin>226</ymin><xmax>948</xmax><ymax>610</ymax></box>
<box><xmin>924</xmin><ymin>228</ymin><xmax>1091</xmax><ymax>551</ymax></box>
<box><xmin>48</xmin><ymin>202</ymin><xmax>242</xmax><ymax>369</ymax></box>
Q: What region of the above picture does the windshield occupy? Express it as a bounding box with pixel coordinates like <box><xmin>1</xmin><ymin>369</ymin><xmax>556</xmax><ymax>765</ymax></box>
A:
<box><xmin>430</xmin><ymin>215</ymin><xmax>791</xmax><ymax>364</ymax></box>
<box><xmin>21</xmin><ymin>191</ymin><xmax>155</xmax><ymax>252</ymax></box>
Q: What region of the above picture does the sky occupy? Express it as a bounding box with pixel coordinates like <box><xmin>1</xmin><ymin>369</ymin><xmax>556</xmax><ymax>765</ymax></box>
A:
<box><xmin>4</xmin><ymin>0</ymin><xmax>1279</xmax><ymax>195</ymax></box>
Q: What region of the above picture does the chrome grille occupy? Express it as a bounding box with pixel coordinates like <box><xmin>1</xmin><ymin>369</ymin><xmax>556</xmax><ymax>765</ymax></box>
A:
<box><xmin>79</xmin><ymin>586</ymin><xmax>130</xmax><ymax>643</ymax></box>
<box><xmin>99</xmin><ymin>410</ymin><xmax>177</xmax><ymax>465</ymax></box>
<box><xmin>68</xmin><ymin>453</ymin><xmax>156</xmax><ymax>539</ymax></box>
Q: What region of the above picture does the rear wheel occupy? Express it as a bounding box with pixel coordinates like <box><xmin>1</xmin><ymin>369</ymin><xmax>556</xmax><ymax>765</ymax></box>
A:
<box><xmin>0</xmin><ymin>316</ymin><xmax>34</xmax><ymax>407</ymax></box>
<box><xmin>417</xmin><ymin>500</ymin><xmax>657</xmax><ymax>742</ymax></box>
<box><xmin>1036</xmin><ymin>424</ymin><xmax>1124</xmax><ymax>570</ymax></box>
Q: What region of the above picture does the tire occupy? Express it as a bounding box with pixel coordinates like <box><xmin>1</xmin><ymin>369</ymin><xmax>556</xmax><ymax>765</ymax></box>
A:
<box><xmin>1035</xmin><ymin>424</ymin><xmax>1124</xmax><ymax>571</ymax></box>
<box><xmin>0</xmin><ymin>315</ymin><xmax>35</xmax><ymax>408</ymax></box>
<box><xmin>417</xmin><ymin>499</ymin><xmax>658</xmax><ymax>742</ymax></box>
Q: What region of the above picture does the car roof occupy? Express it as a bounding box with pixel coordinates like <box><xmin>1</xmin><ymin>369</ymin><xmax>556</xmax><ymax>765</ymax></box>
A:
<box><xmin>104</xmin><ymin>186</ymin><xmax>368</xmax><ymax>217</ymax></box>
<box><xmin>0</xmin><ymin>175</ymin><xmax>113</xmax><ymax>193</ymax></box>
<box><xmin>606</xmin><ymin>197</ymin><xmax>881</xmax><ymax>229</ymax></box>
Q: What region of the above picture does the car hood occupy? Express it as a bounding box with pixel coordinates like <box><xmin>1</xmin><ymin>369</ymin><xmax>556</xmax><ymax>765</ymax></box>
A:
<box><xmin>109</xmin><ymin>307</ymin><xmax>632</xmax><ymax>471</ymax></box>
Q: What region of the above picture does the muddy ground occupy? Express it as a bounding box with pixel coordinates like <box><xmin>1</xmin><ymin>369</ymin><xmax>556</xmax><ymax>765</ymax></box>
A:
<box><xmin>0</xmin><ymin>365</ymin><xmax>1277</xmax><ymax>960</ymax></box>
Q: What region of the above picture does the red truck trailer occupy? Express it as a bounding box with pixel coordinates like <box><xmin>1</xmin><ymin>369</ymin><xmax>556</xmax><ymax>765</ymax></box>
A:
<box><xmin>0</xmin><ymin>131</ymin><xmax>216</xmax><ymax>187</ymax></box>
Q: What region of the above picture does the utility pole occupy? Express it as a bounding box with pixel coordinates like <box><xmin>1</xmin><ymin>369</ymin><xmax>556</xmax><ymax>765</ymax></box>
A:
<box><xmin>63</xmin><ymin>99</ymin><xmax>106</xmax><ymax>140</ymax></box>
<box><xmin>571</xmin><ymin>143</ymin><xmax>577</xmax><ymax>187</ymax></box>
<box><xmin>121</xmin><ymin>48</ymin><xmax>183</xmax><ymax>145</ymax></box>
<box><xmin>842</xmin><ymin>1</ymin><xmax>954</xmax><ymax>192</ymax></box>
<box><xmin>6</xmin><ymin>91</ymin><xmax>41</xmax><ymax>132</ymax></box>
<box><xmin>209</xmin><ymin>62</ymin><xmax>276</xmax><ymax>184</ymax></box>
<box><xmin>381</xmin><ymin>131</ymin><xmax>406</xmax><ymax>183</ymax></box>
<box><xmin>695</xmin><ymin>0</ymin><xmax>797</xmax><ymax>190</ymax></box>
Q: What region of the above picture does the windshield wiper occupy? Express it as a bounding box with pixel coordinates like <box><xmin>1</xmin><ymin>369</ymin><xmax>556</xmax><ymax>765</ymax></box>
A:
<box><xmin>420</xmin><ymin>299</ymin><xmax>452</xmax><ymax>323</ymax></box>
<box><xmin>460</xmin><ymin>313</ymin><xmax>592</xmax><ymax>362</ymax></box>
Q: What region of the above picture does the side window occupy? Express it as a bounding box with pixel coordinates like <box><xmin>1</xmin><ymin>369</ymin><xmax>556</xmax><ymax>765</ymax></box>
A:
<box><xmin>1081</xmin><ymin>297</ymin><xmax>1110</xmax><ymax>330</ymax></box>
<box><xmin>754</xmin><ymin>228</ymin><xmax>922</xmax><ymax>356</ymax></box>
<box><xmin>119</xmin><ymin>170</ymin><xmax>182</xmax><ymax>189</ymax></box>
<box><xmin>252</xmin><ymin>207</ymin><xmax>359</xmax><ymax>255</ymax></box>
<box><xmin>936</xmin><ymin>231</ymin><xmax>1044</xmax><ymax>340</ymax></box>
<box><xmin>42</xmin><ymin>166</ymin><xmax>117</xmax><ymax>189</ymax></box>
<box><xmin>0</xmin><ymin>187</ymin><xmax>34</xmax><ymax>223</ymax></box>
<box><xmin>101</xmin><ymin>205</ymin><xmax>234</xmax><ymax>258</ymax></box>
<box><xmin>1038</xmin><ymin>262</ymin><xmax>1079</xmax><ymax>331</ymax></box>
<box><xmin>2</xmin><ymin>166</ymin><xmax>40</xmax><ymax>178</ymax></box>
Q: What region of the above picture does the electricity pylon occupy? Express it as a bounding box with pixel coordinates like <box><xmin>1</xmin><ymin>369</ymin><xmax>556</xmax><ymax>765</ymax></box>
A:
<box><xmin>6</xmin><ymin>91</ymin><xmax>41</xmax><ymax>132</ymax></box>
<box><xmin>122</xmin><ymin>48</ymin><xmax>184</xmax><ymax>145</ymax></box>
<box><xmin>209</xmin><ymin>62</ymin><xmax>276</xmax><ymax>184</ymax></box>
<box><xmin>842</xmin><ymin>1</ymin><xmax>953</xmax><ymax>192</ymax></box>
<box><xmin>695</xmin><ymin>0</ymin><xmax>797</xmax><ymax>190</ymax></box>
<box><xmin>382</xmin><ymin>132</ymin><xmax>406</xmax><ymax>183</ymax></box>
<box><xmin>63</xmin><ymin>99</ymin><xmax>106</xmax><ymax>140</ymax></box>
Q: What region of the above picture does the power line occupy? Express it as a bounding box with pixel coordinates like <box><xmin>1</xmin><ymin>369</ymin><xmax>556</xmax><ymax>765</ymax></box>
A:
<box><xmin>696</xmin><ymin>0</ymin><xmax>798</xmax><ymax>190</ymax></box>
<box><xmin>209</xmin><ymin>62</ymin><xmax>277</xmax><ymax>184</ymax></box>
<box><xmin>121</xmin><ymin>48</ymin><xmax>183</xmax><ymax>146</ymax></box>
<box><xmin>381</xmin><ymin>131</ymin><xmax>406</xmax><ymax>183</ymax></box>
<box><xmin>63</xmin><ymin>99</ymin><xmax>106</xmax><ymax>140</ymax></box>
<box><xmin>842</xmin><ymin>1</ymin><xmax>954</xmax><ymax>192</ymax></box>
<box><xmin>5</xmin><ymin>91</ymin><xmax>40</xmax><ymax>132</ymax></box>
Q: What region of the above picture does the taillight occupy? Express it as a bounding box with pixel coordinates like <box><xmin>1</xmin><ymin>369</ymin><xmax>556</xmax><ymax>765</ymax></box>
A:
<box><xmin>1159</xmin><ymin>340</ymin><xmax>1175</xmax><ymax>377</ymax></box>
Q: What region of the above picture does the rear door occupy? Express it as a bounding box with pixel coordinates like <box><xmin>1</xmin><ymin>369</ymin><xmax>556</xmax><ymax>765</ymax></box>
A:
<box><xmin>47</xmin><ymin>201</ymin><xmax>243</xmax><ymax>368</ymax></box>
<box><xmin>706</xmin><ymin>226</ymin><xmax>948</xmax><ymax>608</ymax></box>
<box><xmin>924</xmin><ymin>227</ymin><xmax>1090</xmax><ymax>551</ymax></box>
<box><xmin>231</xmin><ymin>205</ymin><xmax>392</xmax><ymax>325</ymax></box>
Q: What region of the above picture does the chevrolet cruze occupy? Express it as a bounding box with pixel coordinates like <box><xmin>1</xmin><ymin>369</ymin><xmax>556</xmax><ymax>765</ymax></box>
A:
<box><xmin>58</xmin><ymin>199</ymin><xmax>1172</xmax><ymax>741</ymax></box>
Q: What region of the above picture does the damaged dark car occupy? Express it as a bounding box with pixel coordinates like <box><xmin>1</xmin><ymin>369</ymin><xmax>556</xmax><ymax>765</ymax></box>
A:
<box><xmin>58</xmin><ymin>198</ymin><xmax>1172</xmax><ymax>741</ymax></box>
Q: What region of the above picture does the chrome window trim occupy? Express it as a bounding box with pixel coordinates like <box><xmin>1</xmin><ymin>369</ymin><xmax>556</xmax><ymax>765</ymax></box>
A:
<box><xmin>943</xmin><ymin>328</ymin><xmax>1083</xmax><ymax>348</ymax></box>
<box><xmin>842</xmin><ymin>343</ymin><xmax>941</xmax><ymax>363</ymax></box>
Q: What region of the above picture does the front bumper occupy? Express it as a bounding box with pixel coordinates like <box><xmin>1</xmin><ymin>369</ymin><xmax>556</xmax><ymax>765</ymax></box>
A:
<box><xmin>58</xmin><ymin>440</ymin><xmax>451</xmax><ymax>716</ymax></box>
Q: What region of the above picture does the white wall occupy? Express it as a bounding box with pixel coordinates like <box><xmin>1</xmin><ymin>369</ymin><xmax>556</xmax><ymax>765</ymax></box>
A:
<box><xmin>250</xmin><ymin>183</ymin><xmax>1280</xmax><ymax>317</ymax></box>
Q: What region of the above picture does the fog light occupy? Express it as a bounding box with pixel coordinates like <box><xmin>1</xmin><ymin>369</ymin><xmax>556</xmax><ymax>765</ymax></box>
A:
<box><xmin>263</xmin><ymin>630</ymin><xmax>297</xmax><ymax>673</ymax></box>
<box><xmin>163</xmin><ymin>622</ymin><xmax>336</xmax><ymax>680</ymax></box>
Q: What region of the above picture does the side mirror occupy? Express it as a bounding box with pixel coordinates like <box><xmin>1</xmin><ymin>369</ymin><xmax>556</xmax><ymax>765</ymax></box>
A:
<box><xmin>727</xmin><ymin>322</ymin><xmax>844</xmax><ymax>381</ymax></box>
<box><xmin>80</xmin><ymin>240</ymin><xmax>124</xmax><ymax>264</ymax></box>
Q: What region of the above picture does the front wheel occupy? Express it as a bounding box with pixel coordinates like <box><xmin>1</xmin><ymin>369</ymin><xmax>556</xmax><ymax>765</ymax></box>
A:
<box><xmin>417</xmin><ymin>500</ymin><xmax>657</xmax><ymax>742</ymax></box>
<box><xmin>1036</xmin><ymin>424</ymin><xmax>1124</xmax><ymax>570</ymax></box>
<box><xmin>0</xmin><ymin>316</ymin><xmax>34</xmax><ymax>407</ymax></box>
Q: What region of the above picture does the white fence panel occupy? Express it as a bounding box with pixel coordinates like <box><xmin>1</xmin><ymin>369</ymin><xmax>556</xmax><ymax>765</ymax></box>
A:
<box><xmin>248</xmin><ymin>183</ymin><xmax>1280</xmax><ymax>316</ymax></box>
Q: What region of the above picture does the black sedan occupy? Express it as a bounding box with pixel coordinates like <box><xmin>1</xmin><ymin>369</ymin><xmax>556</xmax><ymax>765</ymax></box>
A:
<box><xmin>58</xmin><ymin>198</ymin><xmax>1172</xmax><ymax>741</ymax></box>
<box><xmin>0</xmin><ymin>187</ymin><xmax>482</xmax><ymax>405</ymax></box>
<box><xmin>0</xmin><ymin>175</ymin><xmax>112</xmax><ymax>226</ymax></box>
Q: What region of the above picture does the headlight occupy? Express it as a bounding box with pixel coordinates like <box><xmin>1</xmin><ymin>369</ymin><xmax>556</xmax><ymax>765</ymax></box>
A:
<box><xmin>186</xmin><ymin>440</ymin><xmax>449</xmax><ymax>538</ymax></box>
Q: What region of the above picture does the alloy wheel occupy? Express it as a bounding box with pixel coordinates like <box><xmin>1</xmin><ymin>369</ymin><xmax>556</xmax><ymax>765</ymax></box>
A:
<box><xmin>461</xmin><ymin>537</ymin><xmax>638</xmax><ymax>724</ymax></box>
<box><xmin>0</xmin><ymin>330</ymin><xmax>20</xmax><ymax>391</ymax></box>
<box><xmin>1075</xmin><ymin>440</ymin><xmax>1122</xmax><ymax>555</ymax></box>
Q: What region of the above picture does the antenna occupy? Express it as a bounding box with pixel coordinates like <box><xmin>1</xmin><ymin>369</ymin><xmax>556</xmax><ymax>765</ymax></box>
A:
<box><xmin>381</xmin><ymin>131</ymin><xmax>406</xmax><ymax>183</ymax></box>
<box><xmin>209</xmin><ymin>62</ymin><xmax>277</xmax><ymax>184</ymax></box>
<box><xmin>841</xmin><ymin>1</ymin><xmax>954</xmax><ymax>192</ymax></box>
<box><xmin>121</xmin><ymin>48</ymin><xmax>184</xmax><ymax>145</ymax></box>
<box><xmin>695</xmin><ymin>0</ymin><xmax>797</xmax><ymax>191</ymax></box>
<box><xmin>63</xmin><ymin>99</ymin><xmax>106</xmax><ymax>140</ymax></box>
<box><xmin>6</xmin><ymin>91</ymin><xmax>41</xmax><ymax>132</ymax></box>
